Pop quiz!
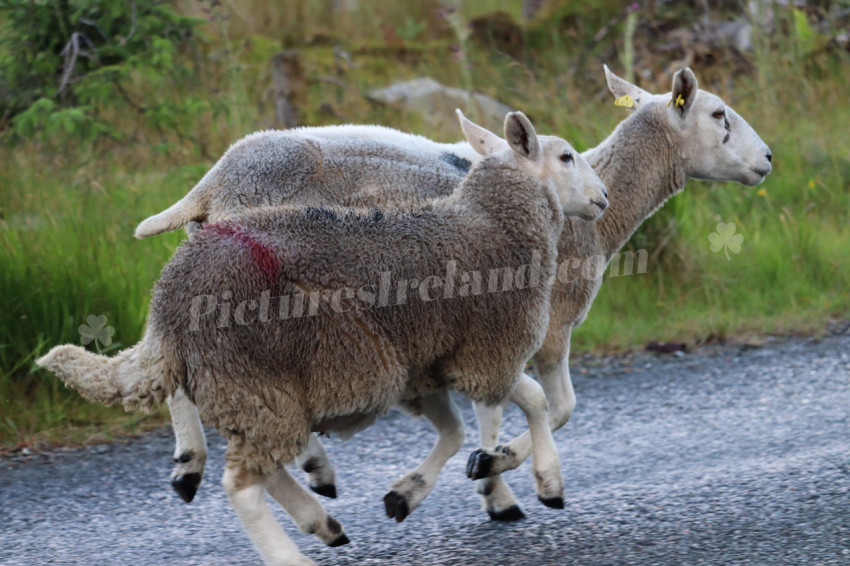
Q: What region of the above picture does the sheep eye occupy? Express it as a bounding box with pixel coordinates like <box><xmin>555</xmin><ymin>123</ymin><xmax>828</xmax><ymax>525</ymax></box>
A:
<box><xmin>560</xmin><ymin>151</ymin><xmax>573</xmax><ymax>163</ymax></box>
<box><xmin>712</xmin><ymin>109</ymin><xmax>725</xmax><ymax>119</ymax></box>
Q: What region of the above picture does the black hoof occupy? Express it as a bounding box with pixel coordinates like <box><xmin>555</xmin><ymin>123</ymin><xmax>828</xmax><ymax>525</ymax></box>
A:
<box><xmin>466</xmin><ymin>449</ymin><xmax>494</xmax><ymax>480</ymax></box>
<box><xmin>538</xmin><ymin>495</ymin><xmax>565</xmax><ymax>509</ymax></box>
<box><xmin>171</xmin><ymin>473</ymin><xmax>202</xmax><ymax>503</ymax></box>
<box><xmin>488</xmin><ymin>505</ymin><xmax>526</xmax><ymax>522</ymax></box>
<box><xmin>310</xmin><ymin>484</ymin><xmax>338</xmax><ymax>499</ymax></box>
<box><xmin>383</xmin><ymin>491</ymin><xmax>410</xmax><ymax>523</ymax></box>
<box><xmin>328</xmin><ymin>533</ymin><xmax>350</xmax><ymax>547</ymax></box>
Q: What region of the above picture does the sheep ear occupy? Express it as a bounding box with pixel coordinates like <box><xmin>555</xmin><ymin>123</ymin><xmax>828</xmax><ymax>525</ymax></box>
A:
<box><xmin>604</xmin><ymin>64</ymin><xmax>650</xmax><ymax>111</ymax></box>
<box><xmin>456</xmin><ymin>109</ymin><xmax>507</xmax><ymax>156</ymax></box>
<box><xmin>670</xmin><ymin>67</ymin><xmax>698</xmax><ymax>120</ymax></box>
<box><xmin>504</xmin><ymin>111</ymin><xmax>540</xmax><ymax>162</ymax></box>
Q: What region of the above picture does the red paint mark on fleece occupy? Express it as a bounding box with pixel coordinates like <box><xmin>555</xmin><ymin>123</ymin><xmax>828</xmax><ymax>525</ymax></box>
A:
<box><xmin>205</xmin><ymin>223</ymin><xmax>280</xmax><ymax>283</ymax></box>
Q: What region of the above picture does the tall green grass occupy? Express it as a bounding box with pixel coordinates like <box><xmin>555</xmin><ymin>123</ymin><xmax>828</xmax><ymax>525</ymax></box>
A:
<box><xmin>0</xmin><ymin>160</ymin><xmax>199</xmax><ymax>446</ymax></box>
<box><xmin>1</xmin><ymin>0</ymin><xmax>847</xmax><ymax>447</ymax></box>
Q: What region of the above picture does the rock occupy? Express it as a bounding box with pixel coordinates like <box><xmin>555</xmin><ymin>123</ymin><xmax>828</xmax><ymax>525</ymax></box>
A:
<box><xmin>366</xmin><ymin>77</ymin><xmax>513</xmax><ymax>136</ymax></box>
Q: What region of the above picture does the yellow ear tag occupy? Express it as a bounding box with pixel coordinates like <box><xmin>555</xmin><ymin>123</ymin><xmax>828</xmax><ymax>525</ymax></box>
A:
<box><xmin>614</xmin><ymin>95</ymin><xmax>634</xmax><ymax>108</ymax></box>
<box><xmin>667</xmin><ymin>94</ymin><xmax>685</xmax><ymax>108</ymax></box>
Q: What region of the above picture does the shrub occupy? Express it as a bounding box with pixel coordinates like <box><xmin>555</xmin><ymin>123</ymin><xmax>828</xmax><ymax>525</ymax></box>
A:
<box><xmin>0</xmin><ymin>0</ymin><xmax>207</xmax><ymax>147</ymax></box>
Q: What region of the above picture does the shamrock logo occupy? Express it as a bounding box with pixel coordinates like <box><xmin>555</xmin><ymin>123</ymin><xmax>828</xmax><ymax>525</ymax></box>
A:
<box><xmin>79</xmin><ymin>314</ymin><xmax>115</xmax><ymax>348</ymax></box>
<box><xmin>708</xmin><ymin>222</ymin><xmax>744</xmax><ymax>260</ymax></box>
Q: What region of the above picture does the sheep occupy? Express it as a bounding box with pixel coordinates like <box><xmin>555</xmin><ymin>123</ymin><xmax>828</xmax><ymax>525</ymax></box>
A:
<box><xmin>151</xmin><ymin>65</ymin><xmax>772</xmax><ymax>522</ymax></box>
<box><xmin>133</xmin><ymin>125</ymin><xmax>482</xmax><ymax>240</ymax></box>
<box><xmin>466</xmin><ymin>65</ymin><xmax>772</xmax><ymax>518</ymax></box>
<box><xmin>37</xmin><ymin>110</ymin><xmax>610</xmax><ymax>566</ymax></box>
<box><xmin>136</xmin><ymin>123</ymin><xmax>484</xmax><ymax>503</ymax></box>
<box><xmin>144</xmin><ymin>119</ymin><xmax>516</xmax><ymax>506</ymax></box>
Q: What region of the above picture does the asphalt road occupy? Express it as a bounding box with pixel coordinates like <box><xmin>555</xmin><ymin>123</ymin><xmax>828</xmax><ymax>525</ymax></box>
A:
<box><xmin>1</xmin><ymin>334</ymin><xmax>849</xmax><ymax>565</ymax></box>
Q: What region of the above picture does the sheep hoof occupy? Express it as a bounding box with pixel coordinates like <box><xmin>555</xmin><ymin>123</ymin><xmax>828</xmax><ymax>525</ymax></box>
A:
<box><xmin>328</xmin><ymin>533</ymin><xmax>350</xmax><ymax>547</ymax></box>
<box><xmin>488</xmin><ymin>505</ymin><xmax>526</xmax><ymax>522</ymax></box>
<box><xmin>538</xmin><ymin>495</ymin><xmax>565</xmax><ymax>510</ymax></box>
<box><xmin>465</xmin><ymin>449</ymin><xmax>494</xmax><ymax>480</ymax></box>
<box><xmin>383</xmin><ymin>491</ymin><xmax>410</xmax><ymax>523</ymax></box>
<box><xmin>171</xmin><ymin>473</ymin><xmax>202</xmax><ymax>503</ymax></box>
<box><xmin>310</xmin><ymin>484</ymin><xmax>338</xmax><ymax>499</ymax></box>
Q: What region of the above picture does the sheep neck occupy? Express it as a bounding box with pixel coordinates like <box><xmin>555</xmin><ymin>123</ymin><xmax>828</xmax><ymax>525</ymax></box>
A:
<box><xmin>583</xmin><ymin>105</ymin><xmax>687</xmax><ymax>260</ymax></box>
<box><xmin>458</xmin><ymin>158</ymin><xmax>563</xmax><ymax>246</ymax></box>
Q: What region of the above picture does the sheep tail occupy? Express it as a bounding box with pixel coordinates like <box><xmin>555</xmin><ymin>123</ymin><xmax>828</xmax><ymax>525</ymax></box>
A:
<box><xmin>36</xmin><ymin>339</ymin><xmax>172</xmax><ymax>413</ymax></box>
<box><xmin>134</xmin><ymin>177</ymin><xmax>215</xmax><ymax>239</ymax></box>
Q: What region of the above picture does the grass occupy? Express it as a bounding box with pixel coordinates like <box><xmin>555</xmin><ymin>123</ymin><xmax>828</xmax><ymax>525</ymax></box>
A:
<box><xmin>0</xmin><ymin>160</ymin><xmax>195</xmax><ymax>448</ymax></box>
<box><xmin>1</xmin><ymin>0</ymin><xmax>848</xmax><ymax>448</ymax></box>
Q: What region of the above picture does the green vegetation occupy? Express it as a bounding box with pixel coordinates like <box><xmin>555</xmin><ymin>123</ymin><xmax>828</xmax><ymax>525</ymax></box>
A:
<box><xmin>1</xmin><ymin>0</ymin><xmax>847</xmax><ymax>448</ymax></box>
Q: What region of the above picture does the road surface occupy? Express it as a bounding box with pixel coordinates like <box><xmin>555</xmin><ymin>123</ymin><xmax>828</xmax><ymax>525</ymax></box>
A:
<box><xmin>1</xmin><ymin>334</ymin><xmax>848</xmax><ymax>565</ymax></box>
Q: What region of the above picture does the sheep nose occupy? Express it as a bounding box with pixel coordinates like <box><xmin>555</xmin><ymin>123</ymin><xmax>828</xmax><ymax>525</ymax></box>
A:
<box><xmin>766</xmin><ymin>152</ymin><xmax>772</xmax><ymax>163</ymax></box>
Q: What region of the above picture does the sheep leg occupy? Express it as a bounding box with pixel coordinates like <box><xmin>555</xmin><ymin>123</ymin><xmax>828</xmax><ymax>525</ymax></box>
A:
<box><xmin>468</xmin><ymin>401</ymin><xmax>525</xmax><ymax>521</ymax></box>
<box><xmin>383</xmin><ymin>390</ymin><xmax>465</xmax><ymax>522</ymax></box>
<box><xmin>467</xmin><ymin>374</ymin><xmax>565</xmax><ymax>503</ymax></box>
<box><xmin>264</xmin><ymin>466</ymin><xmax>350</xmax><ymax>548</ymax></box>
<box><xmin>466</xmin><ymin>348</ymin><xmax>575</xmax><ymax>478</ymax></box>
<box><xmin>168</xmin><ymin>388</ymin><xmax>208</xmax><ymax>503</ymax></box>
<box><xmin>509</xmin><ymin>372</ymin><xmax>564</xmax><ymax>507</ymax></box>
<box><xmin>294</xmin><ymin>434</ymin><xmax>337</xmax><ymax>499</ymax></box>
<box><xmin>222</xmin><ymin>463</ymin><xmax>315</xmax><ymax>566</ymax></box>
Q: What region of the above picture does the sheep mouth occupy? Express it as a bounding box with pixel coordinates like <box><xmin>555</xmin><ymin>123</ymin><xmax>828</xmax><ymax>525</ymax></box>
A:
<box><xmin>591</xmin><ymin>200</ymin><xmax>609</xmax><ymax>211</ymax></box>
<box><xmin>750</xmin><ymin>167</ymin><xmax>770</xmax><ymax>178</ymax></box>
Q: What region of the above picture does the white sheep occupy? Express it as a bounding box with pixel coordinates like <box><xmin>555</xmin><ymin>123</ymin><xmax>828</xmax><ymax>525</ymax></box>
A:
<box><xmin>133</xmin><ymin>126</ymin><xmax>481</xmax><ymax>240</ymax></box>
<box><xmin>467</xmin><ymin>66</ymin><xmax>772</xmax><ymax>520</ymax></box>
<box><xmin>37</xmin><ymin>111</ymin><xmax>609</xmax><ymax>566</ymax></box>
<box><xmin>149</xmin><ymin>65</ymin><xmax>772</xmax><ymax>522</ymax></box>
